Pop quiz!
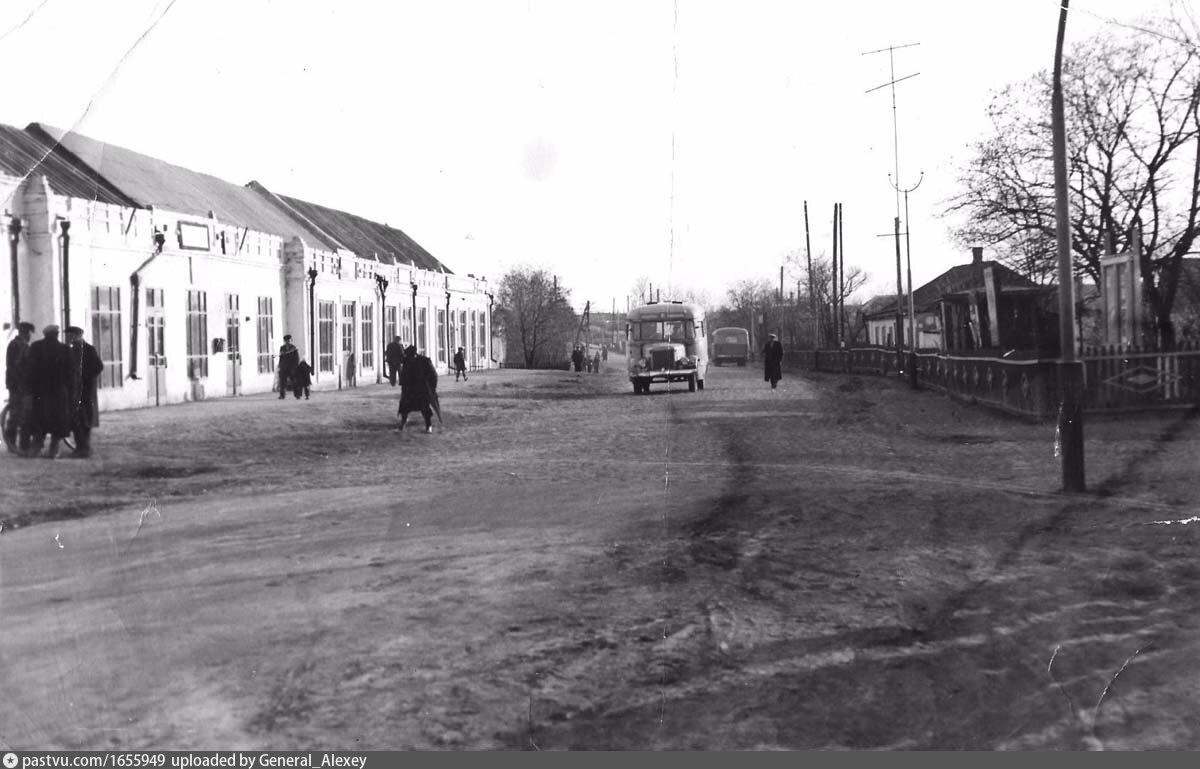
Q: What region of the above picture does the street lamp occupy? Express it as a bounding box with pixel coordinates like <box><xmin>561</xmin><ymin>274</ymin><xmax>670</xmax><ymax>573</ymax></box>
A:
<box><xmin>1053</xmin><ymin>0</ymin><xmax>1085</xmax><ymax>491</ymax></box>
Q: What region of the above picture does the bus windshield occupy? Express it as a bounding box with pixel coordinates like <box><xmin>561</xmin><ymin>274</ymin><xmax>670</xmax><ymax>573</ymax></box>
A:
<box><xmin>632</xmin><ymin>320</ymin><xmax>694</xmax><ymax>342</ymax></box>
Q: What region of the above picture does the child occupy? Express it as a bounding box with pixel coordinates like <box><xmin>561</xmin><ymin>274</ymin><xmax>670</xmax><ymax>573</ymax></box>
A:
<box><xmin>292</xmin><ymin>359</ymin><xmax>313</xmax><ymax>399</ymax></box>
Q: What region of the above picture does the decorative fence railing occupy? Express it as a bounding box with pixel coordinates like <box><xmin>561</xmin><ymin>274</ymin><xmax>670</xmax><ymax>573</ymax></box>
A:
<box><xmin>787</xmin><ymin>343</ymin><xmax>1200</xmax><ymax>419</ymax></box>
<box><xmin>1081</xmin><ymin>342</ymin><xmax>1200</xmax><ymax>412</ymax></box>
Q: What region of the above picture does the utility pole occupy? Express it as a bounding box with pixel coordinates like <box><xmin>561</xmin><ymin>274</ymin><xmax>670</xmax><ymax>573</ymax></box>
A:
<box><xmin>804</xmin><ymin>200</ymin><xmax>815</xmax><ymax>349</ymax></box>
<box><xmin>831</xmin><ymin>203</ymin><xmax>839</xmax><ymax>347</ymax></box>
<box><xmin>1052</xmin><ymin>0</ymin><xmax>1085</xmax><ymax>491</ymax></box>
<box><xmin>838</xmin><ymin>203</ymin><xmax>846</xmax><ymax>347</ymax></box>
<box><xmin>864</xmin><ymin>41</ymin><xmax>920</xmax><ymax>374</ymax></box>
<box><xmin>890</xmin><ymin>171</ymin><xmax>923</xmax><ymax>388</ymax></box>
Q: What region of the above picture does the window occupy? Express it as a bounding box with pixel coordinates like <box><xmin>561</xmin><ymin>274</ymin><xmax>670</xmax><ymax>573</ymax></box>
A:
<box><xmin>417</xmin><ymin>307</ymin><xmax>427</xmax><ymax>355</ymax></box>
<box><xmin>631</xmin><ymin>320</ymin><xmax>694</xmax><ymax>342</ymax></box>
<box><xmin>186</xmin><ymin>290</ymin><xmax>208</xmax><ymax>379</ymax></box>
<box><xmin>257</xmin><ymin>297</ymin><xmax>275</xmax><ymax>373</ymax></box>
<box><xmin>341</xmin><ymin>302</ymin><xmax>356</xmax><ymax>368</ymax></box>
<box><xmin>459</xmin><ymin>310</ymin><xmax>468</xmax><ymax>350</ymax></box>
<box><xmin>478</xmin><ymin>312</ymin><xmax>487</xmax><ymax>362</ymax></box>
<box><xmin>385</xmin><ymin>305</ymin><xmax>397</xmax><ymax>345</ymax></box>
<box><xmin>436</xmin><ymin>308</ymin><xmax>447</xmax><ymax>364</ymax></box>
<box><xmin>318</xmin><ymin>301</ymin><xmax>335</xmax><ymax>373</ymax></box>
<box><xmin>360</xmin><ymin>302</ymin><xmax>374</xmax><ymax>369</ymax></box>
<box><xmin>402</xmin><ymin>306</ymin><xmax>413</xmax><ymax>345</ymax></box>
<box><xmin>91</xmin><ymin>286</ymin><xmax>123</xmax><ymax>387</ymax></box>
<box><xmin>146</xmin><ymin>288</ymin><xmax>166</xmax><ymax>369</ymax></box>
<box><xmin>469</xmin><ymin>310</ymin><xmax>477</xmax><ymax>360</ymax></box>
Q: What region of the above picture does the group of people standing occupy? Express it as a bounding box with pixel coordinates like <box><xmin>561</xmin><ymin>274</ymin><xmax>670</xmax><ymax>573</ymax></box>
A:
<box><xmin>571</xmin><ymin>345</ymin><xmax>604</xmax><ymax>374</ymax></box>
<box><xmin>5</xmin><ymin>323</ymin><xmax>104</xmax><ymax>459</ymax></box>
<box><xmin>275</xmin><ymin>335</ymin><xmax>313</xmax><ymax>399</ymax></box>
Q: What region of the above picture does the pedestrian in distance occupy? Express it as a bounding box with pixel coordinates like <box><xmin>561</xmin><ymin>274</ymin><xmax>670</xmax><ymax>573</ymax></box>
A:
<box><xmin>763</xmin><ymin>332</ymin><xmax>784</xmax><ymax>390</ymax></box>
<box><xmin>22</xmin><ymin>324</ymin><xmax>71</xmax><ymax>458</ymax></box>
<box><xmin>592</xmin><ymin>350</ymin><xmax>601</xmax><ymax>374</ymax></box>
<box><xmin>292</xmin><ymin>359</ymin><xmax>313</xmax><ymax>400</ymax></box>
<box><xmin>453</xmin><ymin>347</ymin><xmax>468</xmax><ymax>382</ymax></box>
<box><xmin>397</xmin><ymin>345</ymin><xmax>438</xmax><ymax>434</ymax></box>
<box><xmin>345</xmin><ymin>352</ymin><xmax>357</xmax><ymax>387</ymax></box>
<box><xmin>601</xmin><ymin>345</ymin><xmax>608</xmax><ymax>362</ymax></box>
<box><xmin>4</xmin><ymin>321</ymin><xmax>35</xmax><ymax>452</ymax></box>
<box><xmin>277</xmin><ymin>334</ymin><xmax>299</xmax><ymax>399</ymax></box>
<box><xmin>64</xmin><ymin>326</ymin><xmax>104</xmax><ymax>458</ymax></box>
<box><xmin>571</xmin><ymin>345</ymin><xmax>584</xmax><ymax>373</ymax></box>
<box><xmin>385</xmin><ymin>335</ymin><xmax>405</xmax><ymax>387</ymax></box>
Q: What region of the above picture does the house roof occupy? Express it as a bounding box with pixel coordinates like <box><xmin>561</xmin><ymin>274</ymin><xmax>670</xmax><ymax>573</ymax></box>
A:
<box><xmin>911</xmin><ymin>259</ymin><xmax>1038</xmax><ymax>311</ymax></box>
<box><xmin>249</xmin><ymin>181</ymin><xmax>449</xmax><ymax>273</ymax></box>
<box><xmin>27</xmin><ymin>123</ymin><xmax>337</xmax><ymax>248</ymax></box>
<box><xmin>858</xmin><ymin>294</ymin><xmax>902</xmax><ymax>319</ymax></box>
<box><xmin>0</xmin><ymin>123</ymin><xmax>135</xmax><ymax>207</ymax></box>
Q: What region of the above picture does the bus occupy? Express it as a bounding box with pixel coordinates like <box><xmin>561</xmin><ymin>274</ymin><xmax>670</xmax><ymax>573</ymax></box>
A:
<box><xmin>625</xmin><ymin>301</ymin><xmax>708</xmax><ymax>394</ymax></box>
<box><xmin>711</xmin><ymin>327</ymin><xmax>751</xmax><ymax>367</ymax></box>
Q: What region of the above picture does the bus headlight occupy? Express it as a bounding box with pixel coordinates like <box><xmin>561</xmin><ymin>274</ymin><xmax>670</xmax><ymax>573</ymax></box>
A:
<box><xmin>637</xmin><ymin>357</ymin><xmax>647</xmax><ymax>369</ymax></box>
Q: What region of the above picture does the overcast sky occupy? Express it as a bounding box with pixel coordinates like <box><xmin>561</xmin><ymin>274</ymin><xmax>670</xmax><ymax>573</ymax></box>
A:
<box><xmin>0</xmin><ymin>0</ymin><xmax>1188</xmax><ymax>310</ymax></box>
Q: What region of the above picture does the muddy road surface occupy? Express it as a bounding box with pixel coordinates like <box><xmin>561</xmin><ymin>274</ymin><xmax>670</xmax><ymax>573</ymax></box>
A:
<box><xmin>2</xmin><ymin>362</ymin><xmax>1199</xmax><ymax>749</ymax></box>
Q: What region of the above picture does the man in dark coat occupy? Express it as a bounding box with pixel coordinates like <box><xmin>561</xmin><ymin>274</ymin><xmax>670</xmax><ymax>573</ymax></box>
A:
<box><xmin>385</xmin><ymin>335</ymin><xmax>405</xmax><ymax>386</ymax></box>
<box><xmin>397</xmin><ymin>345</ymin><xmax>438</xmax><ymax>434</ymax></box>
<box><xmin>453</xmin><ymin>347</ymin><xmax>468</xmax><ymax>382</ymax></box>
<box><xmin>571</xmin><ymin>345</ymin><xmax>584</xmax><ymax>372</ymax></box>
<box><xmin>4</xmin><ymin>321</ymin><xmax>34</xmax><ymax>452</ymax></box>
<box><xmin>277</xmin><ymin>334</ymin><xmax>299</xmax><ymax>399</ymax></box>
<box><xmin>763</xmin><ymin>333</ymin><xmax>784</xmax><ymax>389</ymax></box>
<box><xmin>65</xmin><ymin>326</ymin><xmax>104</xmax><ymax>458</ymax></box>
<box><xmin>23</xmin><ymin>324</ymin><xmax>72</xmax><ymax>458</ymax></box>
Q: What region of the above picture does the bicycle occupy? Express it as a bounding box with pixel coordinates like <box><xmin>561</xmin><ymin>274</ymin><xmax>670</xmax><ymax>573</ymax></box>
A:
<box><xmin>2</xmin><ymin>398</ymin><xmax>75</xmax><ymax>455</ymax></box>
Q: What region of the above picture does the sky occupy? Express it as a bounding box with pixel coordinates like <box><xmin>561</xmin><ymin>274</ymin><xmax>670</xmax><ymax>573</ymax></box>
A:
<box><xmin>0</xmin><ymin>0</ymin><xmax>1191</xmax><ymax>311</ymax></box>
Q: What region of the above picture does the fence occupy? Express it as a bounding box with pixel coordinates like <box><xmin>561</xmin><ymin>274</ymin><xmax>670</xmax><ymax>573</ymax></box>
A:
<box><xmin>1081</xmin><ymin>342</ymin><xmax>1200</xmax><ymax>412</ymax></box>
<box><xmin>788</xmin><ymin>343</ymin><xmax>1200</xmax><ymax>419</ymax></box>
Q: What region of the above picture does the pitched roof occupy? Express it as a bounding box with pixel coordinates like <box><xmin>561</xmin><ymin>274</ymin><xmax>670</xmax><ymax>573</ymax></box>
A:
<box><xmin>911</xmin><ymin>259</ymin><xmax>1038</xmax><ymax>311</ymax></box>
<box><xmin>26</xmin><ymin>123</ymin><xmax>337</xmax><ymax>248</ymax></box>
<box><xmin>0</xmin><ymin>123</ymin><xmax>135</xmax><ymax>207</ymax></box>
<box><xmin>858</xmin><ymin>294</ymin><xmax>902</xmax><ymax>318</ymax></box>
<box><xmin>249</xmin><ymin>181</ymin><xmax>449</xmax><ymax>273</ymax></box>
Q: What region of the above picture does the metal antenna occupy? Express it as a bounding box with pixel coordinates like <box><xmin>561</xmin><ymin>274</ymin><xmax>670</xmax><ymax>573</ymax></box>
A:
<box><xmin>863</xmin><ymin>42</ymin><xmax>920</xmax><ymax>221</ymax></box>
<box><xmin>864</xmin><ymin>42</ymin><xmax>920</xmax><ymax>381</ymax></box>
<box><xmin>889</xmin><ymin>171</ymin><xmax>924</xmax><ymax>359</ymax></box>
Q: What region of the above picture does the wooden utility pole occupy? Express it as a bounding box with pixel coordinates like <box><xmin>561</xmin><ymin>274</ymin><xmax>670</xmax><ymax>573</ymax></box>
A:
<box><xmin>831</xmin><ymin>203</ymin><xmax>839</xmax><ymax>346</ymax></box>
<box><xmin>804</xmin><ymin>200</ymin><xmax>815</xmax><ymax>348</ymax></box>
<box><xmin>1052</xmin><ymin>0</ymin><xmax>1085</xmax><ymax>491</ymax></box>
<box><xmin>838</xmin><ymin>203</ymin><xmax>846</xmax><ymax>347</ymax></box>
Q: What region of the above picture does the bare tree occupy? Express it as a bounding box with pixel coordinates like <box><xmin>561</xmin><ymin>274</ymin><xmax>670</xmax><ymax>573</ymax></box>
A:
<box><xmin>497</xmin><ymin>267</ymin><xmax>578</xmax><ymax>368</ymax></box>
<box><xmin>785</xmin><ymin>251</ymin><xmax>868</xmax><ymax>346</ymax></box>
<box><xmin>946</xmin><ymin>18</ymin><xmax>1200</xmax><ymax>344</ymax></box>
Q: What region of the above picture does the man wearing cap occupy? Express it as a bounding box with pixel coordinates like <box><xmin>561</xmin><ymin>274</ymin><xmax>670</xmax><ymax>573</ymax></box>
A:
<box><xmin>4</xmin><ymin>321</ymin><xmax>35</xmax><ymax>451</ymax></box>
<box><xmin>23</xmin><ymin>324</ymin><xmax>71</xmax><ymax>458</ymax></box>
<box><xmin>65</xmin><ymin>326</ymin><xmax>104</xmax><ymax>458</ymax></box>
<box><xmin>385</xmin><ymin>335</ymin><xmax>405</xmax><ymax>387</ymax></box>
<box><xmin>763</xmin><ymin>332</ymin><xmax>784</xmax><ymax>390</ymax></box>
<box><xmin>397</xmin><ymin>345</ymin><xmax>438</xmax><ymax>434</ymax></box>
<box><xmin>277</xmin><ymin>334</ymin><xmax>299</xmax><ymax>399</ymax></box>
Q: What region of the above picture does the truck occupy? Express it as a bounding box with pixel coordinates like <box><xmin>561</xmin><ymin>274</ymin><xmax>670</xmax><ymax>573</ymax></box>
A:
<box><xmin>625</xmin><ymin>301</ymin><xmax>708</xmax><ymax>394</ymax></box>
<box><xmin>710</xmin><ymin>326</ymin><xmax>751</xmax><ymax>366</ymax></box>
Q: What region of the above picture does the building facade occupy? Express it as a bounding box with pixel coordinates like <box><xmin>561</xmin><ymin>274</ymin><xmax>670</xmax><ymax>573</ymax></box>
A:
<box><xmin>1</xmin><ymin>123</ymin><xmax>494</xmax><ymax>412</ymax></box>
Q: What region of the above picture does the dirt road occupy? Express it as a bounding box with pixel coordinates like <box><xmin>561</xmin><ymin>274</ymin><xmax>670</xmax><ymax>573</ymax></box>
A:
<box><xmin>2</xmin><ymin>362</ymin><xmax>1199</xmax><ymax>749</ymax></box>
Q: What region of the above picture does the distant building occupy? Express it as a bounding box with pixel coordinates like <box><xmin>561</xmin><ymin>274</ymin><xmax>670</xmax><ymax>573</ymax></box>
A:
<box><xmin>1</xmin><ymin>122</ymin><xmax>494</xmax><ymax>411</ymax></box>
<box><xmin>859</xmin><ymin>247</ymin><xmax>1051</xmax><ymax>353</ymax></box>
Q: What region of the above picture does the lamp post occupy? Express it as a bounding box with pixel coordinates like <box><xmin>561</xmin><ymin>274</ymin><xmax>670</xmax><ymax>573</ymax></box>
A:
<box><xmin>307</xmin><ymin>267</ymin><xmax>318</xmax><ymax>377</ymax></box>
<box><xmin>1052</xmin><ymin>0</ymin><xmax>1085</xmax><ymax>491</ymax></box>
<box><xmin>410</xmin><ymin>280</ymin><xmax>419</xmax><ymax>350</ymax></box>
<box><xmin>8</xmin><ymin>216</ymin><xmax>22</xmax><ymax>327</ymax></box>
<box><xmin>374</xmin><ymin>273</ymin><xmax>388</xmax><ymax>384</ymax></box>
<box><xmin>890</xmin><ymin>171</ymin><xmax>923</xmax><ymax>389</ymax></box>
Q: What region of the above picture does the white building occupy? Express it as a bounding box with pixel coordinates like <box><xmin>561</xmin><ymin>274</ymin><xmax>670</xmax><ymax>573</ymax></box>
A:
<box><xmin>1</xmin><ymin>123</ymin><xmax>495</xmax><ymax>412</ymax></box>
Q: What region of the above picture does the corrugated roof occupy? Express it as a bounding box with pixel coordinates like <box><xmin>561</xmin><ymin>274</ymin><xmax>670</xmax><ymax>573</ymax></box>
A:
<box><xmin>0</xmin><ymin>123</ymin><xmax>135</xmax><ymax>207</ymax></box>
<box><xmin>249</xmin><ymin>181</ymin><xmax>450</xmax><ymax>273</ymax></box>
<box><xmin>27</xmin><ymin>123</ymin><xmax>337</xmax><ymax>249</ymax></box>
